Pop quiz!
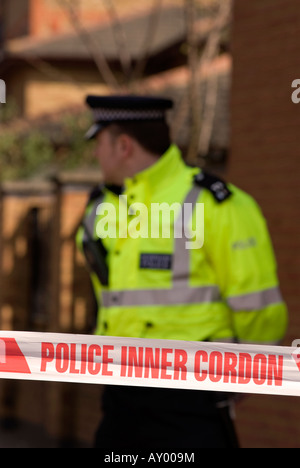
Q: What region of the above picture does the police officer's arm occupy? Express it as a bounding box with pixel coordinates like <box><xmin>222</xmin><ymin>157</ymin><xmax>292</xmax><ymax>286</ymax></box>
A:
<box><xmin>76</xmin><ymin>187</ymin><xmax>109</xmax><ymax>303</ymax></box>
<box><xmin>203</xmin><ymin>186</ymin><xmax>288</xmax><ymax>344</ymax></box>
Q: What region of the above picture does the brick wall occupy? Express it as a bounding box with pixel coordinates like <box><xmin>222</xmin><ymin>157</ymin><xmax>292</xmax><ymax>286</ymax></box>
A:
<box><xmin>228</xmin><ymin>0</ymin><xmax>300</xmax><ymax>448</ymax></box>
<box><xmin>0</xmin><ymin>175</ymin><xmax>102</xmax><ymax>446</ymax></box>
<box><xmin>28</xmin><ymin>0</ymin><xmax>156</xmax><ymax>39</ymax></box>
<box><xmin>29</xmin><ymin>0</ymin><xmax>107</xmax><ymax>38</ymax></box>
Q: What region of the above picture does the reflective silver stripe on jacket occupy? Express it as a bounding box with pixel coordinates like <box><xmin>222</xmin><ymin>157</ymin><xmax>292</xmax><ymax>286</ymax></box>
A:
<box><xmin>101</xmin><ymin>285</ymin><xmax>221</xmax><ymax>307</ymax></box>
<box><xmin>172</xmin><ymin>186</ymin><xmax>202</xmax><ymax>285</ymax></box>
<box><xmin>227</xmin><ymin>287</ymin><xmax>283</xmax><ymax>312</ymax></box>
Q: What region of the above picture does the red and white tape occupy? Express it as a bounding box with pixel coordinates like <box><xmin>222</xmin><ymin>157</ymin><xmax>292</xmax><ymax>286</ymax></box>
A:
<box><xmin>0</xmin><ymin>331</ymin><xmax>300</xmax><ymax>397</ymax></box>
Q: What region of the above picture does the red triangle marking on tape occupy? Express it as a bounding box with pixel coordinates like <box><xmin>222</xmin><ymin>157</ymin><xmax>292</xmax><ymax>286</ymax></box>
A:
<box><xmin>292</xmin><ymin>349</ymin><xmax>300</xmax><ymax>373</ymax></box>
<box><xmin>0</xmin><ymin>338</ymin><xmax>31</xmax><ymax>374</ymax></box>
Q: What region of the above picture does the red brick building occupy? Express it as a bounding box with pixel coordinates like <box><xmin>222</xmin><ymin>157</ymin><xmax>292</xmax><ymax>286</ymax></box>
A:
<box><xmin>229</xmin><ymin>0</ymin><xmax>300</xmax><ymax>447</ymax></box>
<box><xmin>1</xmin><ymin>0</ymin><xmax>113</xmax><ymax>40</ymax></box>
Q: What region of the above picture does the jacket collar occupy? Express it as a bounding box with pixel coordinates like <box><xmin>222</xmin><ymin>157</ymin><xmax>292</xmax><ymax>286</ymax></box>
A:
<box><xmin>124</xmin><ymin>144</ymin><xmax>186</xmax><ymax>193</ymax></box>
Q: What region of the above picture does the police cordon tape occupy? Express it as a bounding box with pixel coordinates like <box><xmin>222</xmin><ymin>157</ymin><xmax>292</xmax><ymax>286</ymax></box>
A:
<box><xmin>0</xmin><ymin>331</ymin><xmax>300</xmax><ymax>397</ymax></box>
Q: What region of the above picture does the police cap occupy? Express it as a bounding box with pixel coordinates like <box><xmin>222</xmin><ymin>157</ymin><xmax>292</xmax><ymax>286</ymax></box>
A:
<box><xmin>85</xmin><ymin>95</ymin><xmax>173</xmax><ymax>140</ymax></box>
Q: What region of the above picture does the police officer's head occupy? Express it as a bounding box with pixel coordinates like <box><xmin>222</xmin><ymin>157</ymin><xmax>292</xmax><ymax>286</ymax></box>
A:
<box><xmin>85</xmin><ymin>95</ymin><xmax>173</xmax><ymax>184</ymax></box>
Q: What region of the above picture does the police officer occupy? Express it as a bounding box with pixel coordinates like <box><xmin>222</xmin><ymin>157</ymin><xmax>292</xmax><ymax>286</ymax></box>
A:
<box><xmin>77</xmin><ymin>95</ymin><xmax>288</xmax><ymax>449</ymax></box>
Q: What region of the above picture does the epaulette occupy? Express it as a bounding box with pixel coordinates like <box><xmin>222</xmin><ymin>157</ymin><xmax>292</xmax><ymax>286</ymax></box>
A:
<box><xmin>194</xmin><ymin>171</ymin><xmax>232</xmax><ymax>203</ymax></box>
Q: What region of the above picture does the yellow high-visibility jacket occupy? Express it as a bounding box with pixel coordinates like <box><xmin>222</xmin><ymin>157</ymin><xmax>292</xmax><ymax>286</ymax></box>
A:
<box><xmin>77</xmin><ymin>145</ymin><xmax>288</xmax><ymax>344</ymax></box>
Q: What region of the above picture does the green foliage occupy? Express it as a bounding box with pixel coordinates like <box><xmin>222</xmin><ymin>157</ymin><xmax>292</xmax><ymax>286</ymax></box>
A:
<box><xmin>0</xmin><ymin>99</ymin><xmax>19</xmax><ymax>123</ymax></box>
<box><xmin>0</xmin><ymin>110</ymin><xmax>97</xmax><ymax>181</ymax></box>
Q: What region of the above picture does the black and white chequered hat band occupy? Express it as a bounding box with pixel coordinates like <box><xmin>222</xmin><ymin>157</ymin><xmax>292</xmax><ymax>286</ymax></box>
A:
<box><xmin>93</xmin><ymin>108</ymin><xmax>166</xmax><ymax>122</ymax></box>
<box><xmin>85</xmin><ymin>95</ymin><xmax>174</xmax><ymax>139</ymax></box>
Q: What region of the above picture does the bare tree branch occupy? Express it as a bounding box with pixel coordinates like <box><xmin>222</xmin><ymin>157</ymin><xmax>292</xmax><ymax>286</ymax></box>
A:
<box><xmin>130</xmin><ymin>0</ymin><xmax>164</xmax><ymax>87</ymax></box>
<box><xmin>198</xmin><ymin>71</ymin><xmax>219</xmax><ymax>156</ymax></box>
<box><xmin>185</xmin><ymin>0</ymin><xmax>201</xmax><ymax>164</ymax></box>
<box><xmin>23</xmin><ymin>55</ymin><xmax>89</xmax><ymax>91</ymax></box>
<box><xmin>57</xmin><ymin>0</ymin><xmax>119</xmax><ymax>89</ymax></box>
<box><xmin>101</xmin><ymin>0</ymin><xmax>132</xmax><ymax>83</ymax></box>
<box><xmin>172</xmin><ymin>0</ymin><xmax>232</xmax><ymax>165</ymax></box>
<box><xmin>197</xmin><ymin>0</ymin><xmax>232</xmax><ymax>158</ymax></box>
<box><xmin>199</xmin><ymin>0</ymin><xmax>232</xmax><ymax>65</ymax></box>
